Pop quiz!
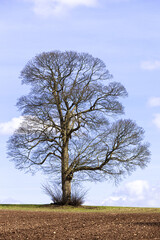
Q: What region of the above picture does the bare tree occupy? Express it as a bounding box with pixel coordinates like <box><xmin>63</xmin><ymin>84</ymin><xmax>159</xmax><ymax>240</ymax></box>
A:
<box><xmin>7</xmin><ymin>51</ymin><xmax>150</xmax><ymax>204</ymax></box>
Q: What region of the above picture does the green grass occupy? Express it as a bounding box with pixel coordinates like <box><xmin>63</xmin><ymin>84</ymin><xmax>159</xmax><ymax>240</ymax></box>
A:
<box><xmin>0</xmin><ymin>204</ymin><xmax>160</xmax><ymax>213</ymax></box>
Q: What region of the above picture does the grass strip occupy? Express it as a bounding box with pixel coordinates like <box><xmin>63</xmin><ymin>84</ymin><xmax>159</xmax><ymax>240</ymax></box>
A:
<box><xmin>0</xmin><ymin>204</ymin><xmax>160</xmax><ymax>213</ymax></box>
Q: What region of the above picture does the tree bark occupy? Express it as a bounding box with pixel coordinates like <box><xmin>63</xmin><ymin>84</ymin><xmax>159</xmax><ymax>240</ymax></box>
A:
<box><xmin>62</xmin><ymin>177</ymin><xmax>71</xmax><ymax>205</ymax></box>
<box><xmin>61</xmin><ymin>137</ymin><xmax>71</xmax><ymax>204</ymax></box>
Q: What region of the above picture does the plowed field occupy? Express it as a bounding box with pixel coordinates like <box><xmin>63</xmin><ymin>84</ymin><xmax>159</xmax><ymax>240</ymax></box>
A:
<box><xmin>0</xmin><ymin>210</ymin><xmax>160</xmax><ymax>239</ymax></box>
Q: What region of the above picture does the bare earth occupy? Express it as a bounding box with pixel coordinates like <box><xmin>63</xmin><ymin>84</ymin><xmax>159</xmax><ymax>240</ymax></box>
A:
<box><xmin>0</xmin><ymin>210</ymin><xmax>160</xmax><ymax>240</ymax></box>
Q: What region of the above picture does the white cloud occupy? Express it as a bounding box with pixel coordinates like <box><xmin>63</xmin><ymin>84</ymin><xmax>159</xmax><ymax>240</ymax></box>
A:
<box><xmin>102</xmin><ymin>180</ymin><xmax>160</xmax><ymax>207</ymax></box>
<box><xmin>153</xmin><ymin>113</ymin><xmax>160</xmax><ymax>129</ymax></box>
<box><xmin>0</xmin><ymin>117</ymin><xmax>24</xmax><ymax>135</ymax></box>
<box><xmin>141</xmin><ymin>60</ymin><xmax>160</xmax><ymax>70</ymax></box>
<box><xmin>125</xmin><ymin>180</ymin><xmax>149</xmax><ymax>198</ymax></box>
<box><xmin>148</xmin><ymin>97</ymin><xmax>160</xmax><ymax>107</ymax></box>
<box><xmin>0</xmin><ymin>116</ymin><xmax>59</xmax><ymax>136</ymax></box>
<box><xmin>27</xmin><ymin>0</ymin><xmax>98</xmax><ymax>17</ymax></box>
<box><xmin>148</xmin><ymin>98</ymin><xmax>160</xmax><ymax>129</ymax></box>
<box><xmin>0</xmin><ymin>198</ymin><xmax>23</xmax><ymax>204</ymax></box>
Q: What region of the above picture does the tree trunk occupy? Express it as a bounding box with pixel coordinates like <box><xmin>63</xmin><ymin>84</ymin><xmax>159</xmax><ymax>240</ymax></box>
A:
<box><xmin>62</xmin><ymin>177</ymin><xmax>71</xmax><ymax>205</ymax></box>
<box><xmin>61</xmin><ymin>139</ymin><xmax>71</xmax><ymax>205</ymax></box>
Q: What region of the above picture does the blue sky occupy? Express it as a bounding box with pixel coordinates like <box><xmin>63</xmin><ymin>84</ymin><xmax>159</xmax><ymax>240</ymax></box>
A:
<box><xmin>0</xmin><ymin>0</ymin><xmax>160</xmax><ymax>206</ymax></box>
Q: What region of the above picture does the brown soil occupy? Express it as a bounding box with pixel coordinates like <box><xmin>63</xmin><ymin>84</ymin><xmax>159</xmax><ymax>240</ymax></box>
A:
<box><xmin>0</xmin><ymin>210</ymin><xmax>160</xmax><ymax>239</ymax></box>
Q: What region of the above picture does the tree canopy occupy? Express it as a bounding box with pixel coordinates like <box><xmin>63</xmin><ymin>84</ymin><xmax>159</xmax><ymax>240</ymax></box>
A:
<box><xmin>7</xmin><ymin>51</ymin><xmax>150</xmax><ymax>204</ymax></box>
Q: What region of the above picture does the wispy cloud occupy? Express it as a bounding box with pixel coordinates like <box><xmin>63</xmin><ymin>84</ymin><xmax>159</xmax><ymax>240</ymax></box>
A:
<box><xmin>153</xmin><ymin>114</ymin><xmax>160</xmax><ymax>129</ymax></box>
<box><xmin>27</xmin><ymin>0</ymin><xmax>98</xmax><ymax>17</ymax></box>
<box><xmin>148</xmin><ymin>97</ymin><xmax>160</xmax><ymax>129</ymax></box>
<box><xmin>0</xmin><ymin>116</ymin><xmax>58</xmax><ymax>135</ymax></box>
<box><xmin>0</xmin><ymin>198</ymin><xmax>23</xmax><ymax>204</ymax></box>
<box><xmin>102</xmin><ymin>180</ymin><xmax>160</xmax><ymax>207</ymax></box>
<box><xmin>148</xmin><ymin>97</ymin><xmax>160</xmax><ymax>107</ymax></box>
<box><xmin>0</xmin><ymin>117</ymin><xmax>23</xmax><ymax>135</ymax></box>
<box><xmin>140</xmin><ymin>60</ymin><xmax>160</xmax><ymax>70</ymax></box>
